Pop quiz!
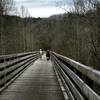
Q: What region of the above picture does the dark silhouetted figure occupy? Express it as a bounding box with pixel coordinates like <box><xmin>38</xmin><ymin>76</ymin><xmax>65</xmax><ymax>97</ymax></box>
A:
<box><xmin>46</xmin><ymin>50</ymin><xmax>50</xmax><ymax>60</ymax></box>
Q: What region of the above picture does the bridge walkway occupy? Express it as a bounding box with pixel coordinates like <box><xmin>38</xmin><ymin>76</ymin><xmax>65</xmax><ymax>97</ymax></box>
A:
<box><xmin>0</xmin><ymin>54</ymin><xmax>64</xmax><ymax>100</ymax></box>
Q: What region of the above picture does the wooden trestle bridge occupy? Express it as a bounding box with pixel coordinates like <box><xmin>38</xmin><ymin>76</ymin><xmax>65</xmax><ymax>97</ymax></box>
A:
<box><xmin>0</xmin><ymin>51</ymin><xmax>100</xmax><ymax>100</ymax></box>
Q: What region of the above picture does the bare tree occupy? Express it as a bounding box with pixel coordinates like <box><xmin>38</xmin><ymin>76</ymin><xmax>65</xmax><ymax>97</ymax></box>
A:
<box><xmin>20</xmin><ymin>5</ymin><xmax>31</xmax><ymax>52</ymax></box>
<box><xmin>73</xmin><ymin>0</ymin><xmax>85</xmax><ymax>13</ymax></box>
<box><xmin>1</xmin><ymin>0</ymin><xmax>14</xmax><ymax>15</ymax></box>
<box><xmin>73</xmin><ymin>0</ymin><xmax>100</xmax><ymax>67</ymax></box>
<box><xmin>0</xmin><ymin>0</ymin><xmax>3</xmax><ymax>15</ymax></box>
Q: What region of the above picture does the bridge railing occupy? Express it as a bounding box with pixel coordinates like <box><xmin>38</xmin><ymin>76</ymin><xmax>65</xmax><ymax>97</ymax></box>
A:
<box><xmin>51</xmin><ymin>52</ymin><xmax>100</xmax><ymax>100</ymax></box>
<box><xmin>0</xmin><ymin>51</ymin><xmax>39</xmax><ymax>92</ymax></box>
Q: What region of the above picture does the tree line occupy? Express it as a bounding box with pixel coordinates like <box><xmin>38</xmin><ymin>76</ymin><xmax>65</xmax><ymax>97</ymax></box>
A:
<box><xmin>0</xmin><ymin>0</ymin><xmax>100</xmax><ymax>69</ymax></box>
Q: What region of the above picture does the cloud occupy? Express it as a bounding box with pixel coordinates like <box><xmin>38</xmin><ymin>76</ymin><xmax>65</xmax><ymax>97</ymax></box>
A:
<box><xmin>15</xmin><ymin>0</ymin><xmax>73</xmax><ymax>8</ymax></box>
<box><xmin>14</xmin><ymin>0</ymin><xmax>74</xmax><ymax>17</ymax></box>
<box><xmin>28</xmin><ymin>7</ymin><xmax>65</xmax><ymax>17</ymax></box>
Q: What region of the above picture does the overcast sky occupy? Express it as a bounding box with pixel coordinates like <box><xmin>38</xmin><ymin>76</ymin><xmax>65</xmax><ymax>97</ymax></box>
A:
<box><xmin>14</xmin><ymin>0</ymin><xmax>74</xmax><ymax>17</ymax></box>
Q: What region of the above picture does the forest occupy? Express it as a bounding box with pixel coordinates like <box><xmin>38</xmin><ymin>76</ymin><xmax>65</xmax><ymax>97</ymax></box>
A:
<box><xmin>0</xmin><ymin>0</ymin><xmax>100</xmax><ymax>69</ymax></box>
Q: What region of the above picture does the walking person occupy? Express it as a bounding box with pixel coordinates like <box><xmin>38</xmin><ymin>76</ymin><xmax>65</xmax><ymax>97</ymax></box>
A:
<box><xmin>39</xmin><ymin>49</ymin><xmax>43</xmax><ymax>59</ymax></box>
<box><xmin>46</xmin><ymin>50</ymin><xmax>50</xmax><ymax>61</ymax></box>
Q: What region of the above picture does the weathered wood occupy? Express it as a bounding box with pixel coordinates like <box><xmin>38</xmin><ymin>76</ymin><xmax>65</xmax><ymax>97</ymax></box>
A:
<box><xmin>0</xmin><ymin>57</ymin><xmax>34</xmax><ymax>86</ymax></box>
<box><xmin>54</xmin><ymin>64</ymin><xmax>75</xmax><ymax>100</ymax></box>
<box><xmin>52</xmin><ymin>52</ymin><xmax>100</xmax><ymax>85</ymax></box>
<box><xmin>57</xmin><ymin>57</ymin><xmax>100</xmax><ymax>100</ymax></box>
<box><xmin>51</xmin><ymin>52</ymin><xmax>100</xmax><ymax>100</ymax></box>
<box><xmin>0</xmin><ymin>52</ymin><xmax>39</xmax><ymax>92</ymax></box>
<box><xmin>0</xmin><ymin>52</ymin><xmax>38</xmax><ymax>63</ymax></box>
<box><xmin>0</xmin><ymin>54</ymin><xmax>36</xmax><ymax>70</ymax></box>
<box><xmin>0</xmin><ymin>56</ymin><xmax>64</xmax><ymax>100</ymax></box>
<box><xmin>54</xmin><ymin>58</ymin><xmax>84</xmax><ymax>100</ymax></box>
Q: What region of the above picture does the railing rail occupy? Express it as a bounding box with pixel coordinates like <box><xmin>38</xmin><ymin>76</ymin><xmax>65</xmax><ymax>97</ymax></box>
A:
<box><xmin>0</xmin><ymin>51</ymin><xmax>39</xmax><ymax>92</ymax></box>
<box><xmin>0</xmin><ymin>52</ymin><xmax>38</xmax><ymax>63</ymax></box>
<box><xmin>51</xmin><ymin>51</ymin><xmax>100</xmax><ymax>100</ymax></box>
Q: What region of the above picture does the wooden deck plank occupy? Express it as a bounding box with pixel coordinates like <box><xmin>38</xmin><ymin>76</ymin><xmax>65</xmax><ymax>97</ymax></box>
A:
<box><xmin>0</xmin><ymin>55</ymin><xmax>64</xmax><ymax>100</ymax></box>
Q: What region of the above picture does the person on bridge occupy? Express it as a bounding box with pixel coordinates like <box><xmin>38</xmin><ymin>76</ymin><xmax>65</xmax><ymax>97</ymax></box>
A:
<box><xmin>39</xmin><ymin>49</ymin><xmax>43</xmax><ymax>59</ymax></box>
<box><xmin>46</xmin><ymin>50</ymin><xmax>50</xmax><ymax>61</ymax></box>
